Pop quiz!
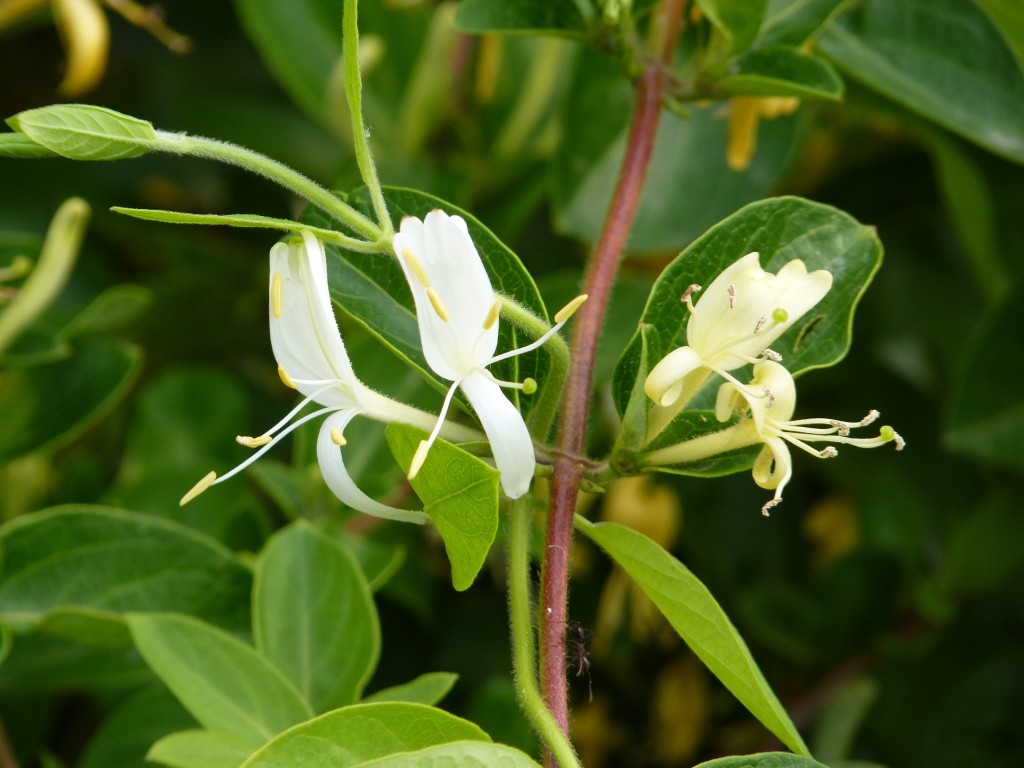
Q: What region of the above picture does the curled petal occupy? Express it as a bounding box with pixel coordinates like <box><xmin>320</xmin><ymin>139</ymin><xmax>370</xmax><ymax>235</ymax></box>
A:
<box><xmin>461</xmin><ymin>370</ymin><xmax>534</xmax><ymax>498</ymax></box>
<box><xmin>317</xmin><ymin>410</ymin><xmax>428</xmax><ymax>524</ymax></box>
<box><xmin>645</xmin><ymin>346</ymin><xmax>702</xmax><ymax>407</ymax></box>
<box><xmin>751</xmin><ymin>438</ymin><xmax>792</xmax><ymax>494</ymax></box>
<box><xmin>54</xmin><ymin>0</ymin><xmax>109</xmax><ymax>96</ymax></box>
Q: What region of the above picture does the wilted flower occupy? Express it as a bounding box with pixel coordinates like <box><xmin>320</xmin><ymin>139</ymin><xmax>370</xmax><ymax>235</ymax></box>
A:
<box><xmin>392</xmin><ymin>209</ymin><xmax>585</xmax><ymax>498</ymax></box>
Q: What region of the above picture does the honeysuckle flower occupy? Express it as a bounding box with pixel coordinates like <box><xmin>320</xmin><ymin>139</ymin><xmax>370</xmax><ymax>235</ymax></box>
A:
<box><xmin>644</xmin><ymin>251</ymin><xmax>832</xmax><ymax>411</ymax></box>
<box><xmin>392</xmin><ymin>209</ymin><xmax>586</xmax><ymax>499</ymax></box>
<box><xmin>180</xmin><ymin>230</ymin><xmax>479</xmax><ymax>522</ymax></box>
<box><xmin>714</xmin><ymin>360</ymin><xmax>904</xmax><ymax>516</ymax></box>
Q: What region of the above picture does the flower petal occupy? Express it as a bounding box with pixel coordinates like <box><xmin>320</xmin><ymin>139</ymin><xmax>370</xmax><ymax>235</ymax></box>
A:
<box><xmin>269</xmin><ymin>233</ymin><xmax>359</xmax><ymax>408</ymax></box>
<box><xmin>644</xmin><ymin>346</ymin><xmax>703</xmax><ymax>407</ymax></box>
<box><xmin>751</xmin><ymin>438</ymin><xmax>792</xmax><ymax>493</ymax></box>
<box><xmin>461</xmin><ymin>370</ymin><xmax>534</xmax><ymax>498</ymax></box>
<box><xmin>393</xmin><ymin>211</ymin><xmax>498</xmax><ymax>380</ymax></box>
<box><xmin>317</xmin><ymin>410</ymin><xmax>428</xmax><ymax>524</ymax></box>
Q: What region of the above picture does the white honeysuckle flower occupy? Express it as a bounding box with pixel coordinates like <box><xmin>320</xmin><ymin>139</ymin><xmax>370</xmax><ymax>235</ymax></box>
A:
<box><xmin>392</xmin><ymin>209</ymin><xmax>586</xmax><ymax>499</ymax></box>
<box><xmin>180</xmin><ymin>230</ymin><xmax>479</xmax><ymax>522</ymax></box>
<box><xmin>714</xmin><ymin>360</ymin><xmax>904</xmax><ymax>516</ymax></box>
<box><xmin>644</xmin><ymin>252</ymin><xmax>833</xmax><ymax>409</ymax></box>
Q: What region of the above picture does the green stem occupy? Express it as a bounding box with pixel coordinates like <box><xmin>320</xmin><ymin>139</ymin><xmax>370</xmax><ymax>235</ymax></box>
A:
<box><xmin>508</xmin><ymin>496</ymin><xmax>582</xmax><ymax>768</ymax></box>
<box><xmin>154</xmin><ymin>131</ymin><xmax>383</xmax><ymax>242</ymax></box>
<box><xmin>0</xmin><ymin>198</ymin><xmax>88</xmax><ymax>356</ymax></box>
<box><xmin>343</xmin><ymin>0</ymin><xmax>392</xmax><ymax>236</ymax></box>
<box><xmin>499</xmin><ymin>297</ymin><xmax>570</xmax><ymax>441</ymax></box>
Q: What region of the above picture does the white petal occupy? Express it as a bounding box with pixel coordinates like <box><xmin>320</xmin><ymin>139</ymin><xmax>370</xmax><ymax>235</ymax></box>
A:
<box><xmin>751</xmin><ymin>438</ymin><xmax>792</xmax><ymax>493</ymax></box>
<box><xmin>269</xmin><ymin>235</ymin><xmax>359</xmax><ymax>409</ymax></box>
<box><xmin>461</xmin><ymin>370</ymin><xmax>534</xmax><ymax>498</ymax></box>
<box><xmin>644</xmin><ymin>346</ymin><xmax>703</xmax><ymax>407</ymax></box>
<box><xmin>393</xmin><ymin>211</ymin><xmax>498</xmax><ymax>380</ymax></box>
<box><xmin>747</xmin><ymin>360</ymin><xmax>797</xmax><ymax>428</ymax></box>
<box><xmin>317</xmin><ymin>410</ymin><xmax>428</xmax><ymax>524</ymax></box>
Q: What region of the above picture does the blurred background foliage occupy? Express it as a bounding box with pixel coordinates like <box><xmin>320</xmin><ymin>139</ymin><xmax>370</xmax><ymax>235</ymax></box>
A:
<box><xmin>0</xmin><ymin>0</ymin><xmax>1022</xmax><ymax>766</ymax></box>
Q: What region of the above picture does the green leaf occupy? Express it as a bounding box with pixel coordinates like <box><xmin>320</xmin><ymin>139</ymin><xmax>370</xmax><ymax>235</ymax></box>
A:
<box><xmin>577</xmin><ymin>518</ymin><xmax>810</xmax><ymax>756</ymax></box>
<box><xmin>238</xmin><ymin>702</ymin><xmax>490</xmax><ymax>768</ymax></box>
<box><xmin>385</xmin><ymin>424</ymin><xmax>500</xmax><ymax>591</ymax></box>
<box><xmin>945</xmin><ymin>276</ymin><xmax>1024</xmax><ymax>470</ymax></box>
<box><xmin>77</xmin><ymin>687</ymin><xmax>195</xmax><ymax>768</ymax></box>
<box><xmin>6</xmin><ymin>105</ymin><xmax>158</xmax><ymax>161</ymax></box>
<box><xmin>759</xmin><ymin>0</ymin><xmax>853</xmax><ymax>47</ymax></box>
<box><xmin>973</xmin><ymin>0</ymin><xmax>1024</xmax><ymax>71</ymax></box>
<box><xmin>147</xmin><ymin>730</ymin><xmax>255</xmax><ymax>768</ymax></box>
<box><xmin>697</xmin><ymin>0</ymin><xmax>769</xmax><ymax>58</ymax></box>
<box><xmin>613</xmin><ymin>196</ymin><xmax>882</xmax><ymax>416</ymax></box>
<box><xmin>0</xmin><ymin>507</ymin><xmax>251</xmax><ymax>641</ymax></box>
<box><xmin>61</xmin><ymin>284</ymin><xmax>152</xmax><ymax>339</ymax></box>
<box><xmin>693</xmin><ymin>754</ymin><xmax>827</xmax><ymax>768</ymax></box>
<box><xmin>612</xmin><ymin>323</ymin><xmax>657</xmax><ymax>456</ymax></box>
<box><xmin>554</xmin><ymin>50</ymin><xmax>800</xmax><ymax>253</ymax></box>
<box><xmin>309</xmin><ymin>186</ymin><xmax>548</xmax><ymax>409</ymax></box>
<box><xmin>253</xmin><ymin>522</ymin><xmax>380</xmax><ymax>712</ymax></box>
<box><xmin>818</xmin><ymin>0</ymin><xmax>1024</xmax><ymax>163</ymax></box>
<box><xmin>641</xmin><ymin>411</ymin><xmax>763</xmax><ymax>478</ymax></box>
<box><xmin>454</xmin><ymin>0</ymin><xmax>585</xmax><ymax>37</ymax></box>
<box><xmin>111</xmin><ymin>207</ymin><xmax>360</xmax><ymax>245</ymax></box>
<box><xmin>946</xmin><ymin>492</ymin><xmax>1024</xmax><ymax>593</ymax></box>
<box><xmin>0</xmin><ymin>340</ymin><xmax>140</xmax><ymax>461</ymax></box>
<box><xmin>128</xmin><ymin>613</ymin><xmax>314</xmax><ymax>747</ymax></box>
<box><xmin>357</xmin><ymin>741</ymin><xmax>541</xmax><ymax>768</ymax></box>
<box><xmin>718</xmin><ymin>46</ymin><xmax>844</xmax><ymax>100</ymax></box>
<box><xmin>364</xmin><ymin>672</ymin><xmax>458</xmax><ymax>706</ymax></box>
<box><xmin>0</xmin><ymin>133</ymin><xmax>60</xmax><ymax>158</ymax></box>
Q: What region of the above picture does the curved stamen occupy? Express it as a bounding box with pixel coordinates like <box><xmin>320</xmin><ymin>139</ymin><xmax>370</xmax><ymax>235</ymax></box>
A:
<box><xmin>409</xmin><ymin>378</ymin><xmax>462</xmax><ymax>479</ymax></box>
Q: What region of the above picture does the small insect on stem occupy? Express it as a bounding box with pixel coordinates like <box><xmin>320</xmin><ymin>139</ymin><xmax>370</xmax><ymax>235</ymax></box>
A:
<box><xmin>566</xmin><ymin>620</ymin><xmax>594</xmax><ymax>703</ymax></box>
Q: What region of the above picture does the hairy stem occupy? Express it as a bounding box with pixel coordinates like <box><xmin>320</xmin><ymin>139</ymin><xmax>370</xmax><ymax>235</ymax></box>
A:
<box><xmin>508</xmin><ymin>497</ymin><xmax>582</xmax><ymax>768</ymax></box>
<box><xmin>537</xmin><ymin>0</ymin><xmax>687</xmax><ymax>756</ymax></box>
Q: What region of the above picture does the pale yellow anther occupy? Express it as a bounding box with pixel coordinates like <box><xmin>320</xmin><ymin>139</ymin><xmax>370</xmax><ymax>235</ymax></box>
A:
<box><xmin>180</xmin><ymin>471</ymin><xmax>217</xmax><ymax>507</ymax></box>
<box><xmin>236</xmin><ymin>435</ymin><xmax>271</xmax><ymax>448</ymax></box>
<box><xmin>554</xmin><ymin>294</ymin><xmax>589</xmax><ymax>324</ymax></box>
<box><xmin>426</xmin><ymin>287</ymin><xmax>450</xmax><ymax>322</ymax></box>
<box><xmin>483</xmin><ymin>298</ymin><xmax>501</xmax><ymax>330</ymax></box>
<box><xmin>403</xmin><ymin>248</ymin><xmax>431</xmax><ymax>287</ymax></box>
<box><xmin>278</xmin><ymin>364</ymin><xmax>297</xmax><ymax>390</ymax></box>
<box><xmin>271</xmin><ymin>272</ymin><xmax>284</xmax><ymax>319</ymax></box>
<box><xmin>409</xmin><ymin>439</ymin><xmax>430</xmax><ymax>479</ymax></box>
<box><xmin>330</xmin><ymin>427</ymin><xmax>347</xmax><ymax>446</ymax></box>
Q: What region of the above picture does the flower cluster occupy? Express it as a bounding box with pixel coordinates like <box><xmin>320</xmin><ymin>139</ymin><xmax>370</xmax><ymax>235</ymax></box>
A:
<box><xmin>181</xmin><ymin>210</ymin><xmax>582</xmax><ymax>519</ymax></box>
<box><xmin>643</xmin><ymin>251</ymin><xmax>904</xmax><ymax>516</ymax></box>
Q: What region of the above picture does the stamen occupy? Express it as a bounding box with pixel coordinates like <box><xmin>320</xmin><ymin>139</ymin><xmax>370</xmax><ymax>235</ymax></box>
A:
<box><xmin>761</xmin><ymin>498</ymin><xmax>782</xmax><ymax>517</ymax></box>
<box><xmin>819</xmin><ymin>446</ymin><xmax>838</xmax><ymax>458</ymax></box>
<box><xmin>403</xmin><ymin>248</ymin><xmax>431</xmax><ymax>287</ymax></box>
<box><xmin>680</xmin><ymin>284</ymin><xmax>701</xmax><ymax>306</ymax></box>
<box><xmin>761</xmin><ymin>348</ymin><xmax>782</xmax><ymax>362</ymax></box>
<box><xmin>330</xmin><ymin>427</ymin><xmax>347</xmax><ymax>446</ymax></box>
<box><xmin>727</xmin><ymin>284</ymin><xmax>736</xmax><ymax>309</ymax></box>
<box><xmin>409</xmin><ymin>380</ymin><xmax>461</xmax><ymax>479</ymax></box>
<box><xmin>555</xmin><ymin>294</ymin><xmax>589</xmax><ymax>324</ymax></box>
<box><xmin>180</xmin><ymin>471</ymin><xmax>217</xmax><ymax>506</ymax></box>
<box><xmin>860</xmin><ymin>410</ymin><xmax>880</xmax><ymax>427</ymax></box>
<box><xmin>278</xmin><ymin>364</ymin><xmax>297</xmax><ymax>390</ymax></box>
<box><xmin>426</xmin><ymin>287</ymin><xmax>450</xmax><ymax>322</ymax></box>
<box><xmin>763</xmin><ymin>386</ymin><xmax>776</xmax><ymax>409</ymax></box>
<box><xmin>271</xmin><ymin>272</ymin><xmax>284</xmax><ymax>319</ymax></box>
<box><xmin>754</xmin><ymin>315</ymin><xmax>767</xmax><ymax>333</ymax></box>
<box><xmin>829</xmin><ymin>420</ymin><xmax>851</xmax><ymax>436</ymax></box>
<box><xmin>483</xmin><ymin>298</ymin><xmax>501</xmax><ymax>330</ymax></box>
<box><xmin>215</xmin><ymin>406</ymin><xmax>336</xmax><ymax>485</ymax></box>
<box><xmin>236</xmin><ymin>435</ymin><xmax>271</xmax><ymax>448</ymax></box>
<box><xmin>409</xmin><ymin>440</ymin><xmax>431</xmax><ymax>479</ymax></box>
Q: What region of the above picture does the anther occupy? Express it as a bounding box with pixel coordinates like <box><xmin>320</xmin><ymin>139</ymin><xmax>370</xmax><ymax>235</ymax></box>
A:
<box><xmin>761</xmin><ymin>498</ymin><xmax>781</xmax><ymax>517</ymax></box>
<box><xmin>763</xmin><ymin>386</ymin><xmax>776</xmax><ymax>409</ymax></box>
<box><xmin>893</xmin><ymin>432</ymin><xmax>906</xmax><ymax>451</ymax></box>
<box><xmin>426</xmin><ymin>287</ymin><xmax>450</xmax><ymax>322</ymax></box>
<box><xmin>180</xmin><ymin>471</ymin><xmax>217</xmax><ymax>506</ymax></box>
<box><xmin>681</xmin><ymin>284</ymin><xmax>701</xmax><ymax>303</ymax></box>
<box><xmin>754</xmin><ymin>315</ymin><xmax>767</xmax><ymax>333</ymax></box>
<box><xmin>483</xmin><ymin>298</ymin><xmax>501</xmax><ymax>330</ymax></box>
<box><xmin>278</xmin><ymin>364</ymin><xmax>297</xmax><ymax>390</ymax></box>
<box><xmin>330</xmin><ymin>427</ymin><xmax>347</xmax><ymax>446</ymax></box>
<box><xmin>829</xmin><ymin>420</ymin><xmax>851</xmax><ymax>437</ymax></box>
<box><xmin>271</xmin><ymin>272</ymin><xmax>284</xmax><ymax>319</ymax></box>
<box><xmin>761</xmin><ymin>348</ymin><xmax>782</xmax><ymax>362</ymax></box>
<box><xmin>236</xmin><ymin>435</ymin><xmax>271</xmax><ymax>448</ymax></box>
<box><xmin>403</xmin><ymin>248</ymin><xmax>431</xmax><ymax>287</ymax></box>
<box><xmin>555</xmin><ymin>294</ymin><xmax>589</xmax><ymax>324</ymax></box>
<box><xmin>727</xmin><ymin>284</ymin><xmax>736</xmax><ymax>308</ymax></box>
<box><xmin>522</xmin><ymin>377</ymin><xmax>537</xmax><ymax>395</ymax></box>
<box><xmin>860</xmin><ymin>410</ymin><xmax>880</xmax><ymax>427</ymax></box>
<box><xmin>819</xmin><ymin>447</ymin><xmax>838</xmax><ymax>458</ymax></box>
<box><xmin>409</xmin><ymin>439</ymin><xmax>430</xmax><ymax>479</ymax></box>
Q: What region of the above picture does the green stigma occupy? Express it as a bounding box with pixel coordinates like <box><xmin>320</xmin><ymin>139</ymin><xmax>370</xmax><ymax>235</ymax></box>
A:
<box><xmin>771</xmin><ymin>307</ymin><xmax>789</xmax><ymax>324</ymax></box>
<box><xmin>522</xmin><ymin>377</ymin><xmax>538</xmax><ymax>395</ymax></box>
<box><xmin>880</xmin><ymin>425</ymin><xmax>895</xmax><ymax>441</ymax></box>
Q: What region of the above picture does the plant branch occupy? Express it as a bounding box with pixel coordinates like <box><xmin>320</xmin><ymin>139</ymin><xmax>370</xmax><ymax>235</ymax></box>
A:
<box><xmin>536</xmin><ymin>0</ymin><xmax>687</xmax><ymax>757</ymax></box>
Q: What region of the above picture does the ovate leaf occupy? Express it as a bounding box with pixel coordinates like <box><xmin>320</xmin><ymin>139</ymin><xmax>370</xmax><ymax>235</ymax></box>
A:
<box><xmin>364</xmin><ymin>672</ymin><xmax>459</xmax><ymax>706</ymax></box>
<box><xmin>7</xmin><ymin>105</ymin><xmax>158</xmax><ymax>160</ymax></box>
<box><xmin>111</xmin><ymin>207</ymin><xmax>358</xmax><ymax>245</ymax></box>
<box><xmin>0</xmin><ymin>134</ymin><xmax>60</xmax><ymax>158</ymax></box>
<box><xmin>577</xmin><ymin>518</ymin><xmax>809</xmax><ymax>756</ymax></box>
<box><xmin>386</xmin><ymin>424</ymin><xmax>500</xmax><ymax>591</ymax></box>
<box><xmin>759</xmin><ymin>0</ymin><xmax>853</xmax><ymax>47</ymax></box>
<box><xmin>239</xmin><ymin>702</ymin><xmax>490</xmax><ymax>768</ymax></box>
<box><xmin>718</xmin><ymin>46</ymin><xmax>844</xmax><ymax>100</ymax></box>
<box><xmin>696</xmin><ymin>0</ymin><xmax>769</xmax><ymax>58</ymax></box>
<box><xmin>693</xmin><ymin>754</ymin><xmax>827</xmax><ymax>768</ymax></box>
<box><xmin>253</xmin><ymin>523</ymin><xmax>380</xmax><ymax>712</ymax></box>
<box><xmin>128</xmin><ymin>613</ymin><xmax>314</xmax><ymax>747</ymax></box>
<box><xmin>357</xmin><ymin>741</ymin><xmax>540</xmax><ymax>768</ymax></box>
<box><xmin>147</xmin><ymin>730</ymin><xmax>255</xmax><ymax>768</ymax></box>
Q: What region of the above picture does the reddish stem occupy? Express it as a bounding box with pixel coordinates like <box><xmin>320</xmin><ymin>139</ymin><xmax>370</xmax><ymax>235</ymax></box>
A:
<box><xmin>538</xmin><ymin>0</ymin><xmax>687</xmax><ymax>756</ymax></box>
